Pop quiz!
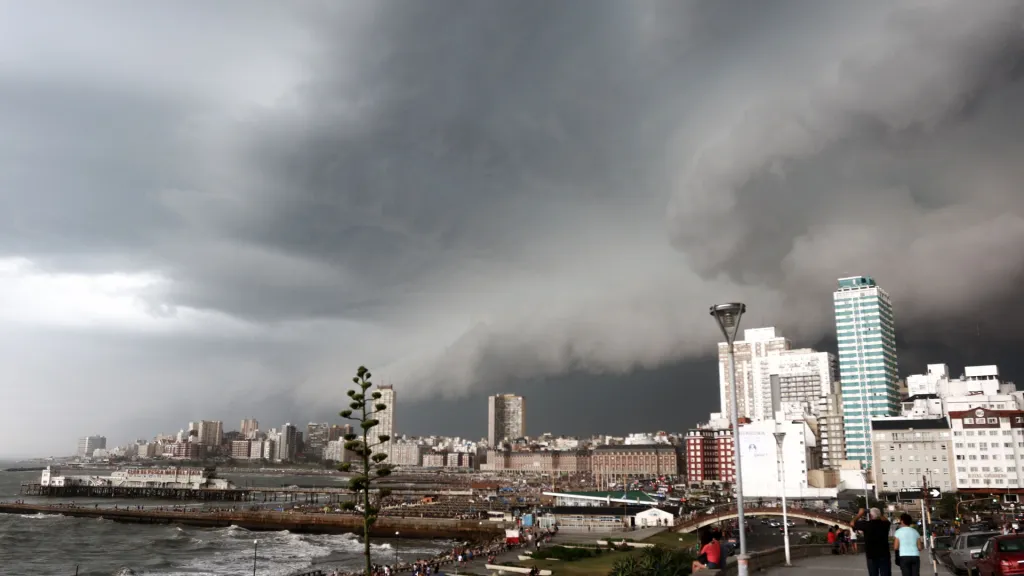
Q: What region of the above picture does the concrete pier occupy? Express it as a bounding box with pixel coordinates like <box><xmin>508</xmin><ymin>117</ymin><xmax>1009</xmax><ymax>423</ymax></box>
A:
<box><xmin>0</xmin><ymin>502</ymin><xmax>502</xmax><ymax>540</ymax></box>
<box><xmin>20</xmin><ymin>482</ymin><xmax>471</xmax><ymax>503</ymax></box>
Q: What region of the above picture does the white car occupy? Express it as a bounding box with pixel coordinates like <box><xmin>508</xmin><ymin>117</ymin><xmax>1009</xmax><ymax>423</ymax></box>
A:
<box><xmin>950</xmin><ymin>532</ymin><xmax>1000</xmax><ymax>574</ymax></box>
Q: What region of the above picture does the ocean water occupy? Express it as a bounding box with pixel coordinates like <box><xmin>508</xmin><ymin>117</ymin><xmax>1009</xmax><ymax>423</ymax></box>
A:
<box><xmin>0</xmin><ymin>465</ymin><xmax>448</xmax><ymax>576</ymax></box>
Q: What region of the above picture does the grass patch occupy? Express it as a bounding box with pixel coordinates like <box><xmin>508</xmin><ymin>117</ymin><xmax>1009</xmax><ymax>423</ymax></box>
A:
<box><xmin>641</xmin><ymin>530</ymin><xmax>699</xmax><ymax>550</ymax></box>
<box><xmin>532</xmin><ymin>545</ymin><xmax>602</xmax><ymax>561</ymax></box>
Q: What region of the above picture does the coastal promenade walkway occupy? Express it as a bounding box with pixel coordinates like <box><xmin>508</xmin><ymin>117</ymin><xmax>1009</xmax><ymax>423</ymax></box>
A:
<box><xmin>456</xmin><ymin>527</ymin><xmax>669</xmax><ymax>574</ymax></box>
<box><xmin>754</xmin><ymin>554</ymin><xmax>955</xmax><ymax>575</ymax></box>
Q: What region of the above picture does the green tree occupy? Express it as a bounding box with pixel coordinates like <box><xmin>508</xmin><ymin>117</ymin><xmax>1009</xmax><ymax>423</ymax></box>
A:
<box><xmin>855</xmin><ymin>495</ymin><xmax>882</xmax><ymax>510</ymax></box>
<box><xmin>337</xmin><ymin>366</ymin><xmax>393</xmax><ymax>576</ymax></box>
<box><xmin>936</xmin><ymin>493</ymin><xmax>957</xmax><ymax>520</ymax></box>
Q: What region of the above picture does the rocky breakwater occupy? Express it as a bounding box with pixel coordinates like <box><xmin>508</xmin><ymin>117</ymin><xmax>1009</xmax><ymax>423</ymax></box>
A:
<box><xmin>0</xmin><ymin>502</ymin><xmax>503</xmax><ymax>540</ymax></box>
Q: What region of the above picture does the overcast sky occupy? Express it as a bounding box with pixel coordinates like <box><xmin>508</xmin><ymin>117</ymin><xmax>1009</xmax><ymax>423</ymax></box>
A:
<box><xmin>2</xmin><ymin>0</ymin><xmax>1024</xmax><ymax>458</ymax></box>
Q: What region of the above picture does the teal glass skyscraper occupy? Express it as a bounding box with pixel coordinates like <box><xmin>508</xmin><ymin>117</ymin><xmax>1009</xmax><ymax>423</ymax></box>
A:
<box><xmin>834</xmin><ymin>276</ymin><xmax>899</xmax><ymax>464</ymax></box>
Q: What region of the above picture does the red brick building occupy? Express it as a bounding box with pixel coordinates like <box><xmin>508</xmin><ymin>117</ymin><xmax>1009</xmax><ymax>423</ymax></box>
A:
<box><xmin>685</xmin><ymin>426</ymin><xmax>736</xmax><ymax>485</ymax></box>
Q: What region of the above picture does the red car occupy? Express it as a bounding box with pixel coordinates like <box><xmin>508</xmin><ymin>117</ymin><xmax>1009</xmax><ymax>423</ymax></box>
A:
<box><xmin>970</xmin><ymin>534</ymin><xmax>1024</xmax><ymax>575</ymax></box>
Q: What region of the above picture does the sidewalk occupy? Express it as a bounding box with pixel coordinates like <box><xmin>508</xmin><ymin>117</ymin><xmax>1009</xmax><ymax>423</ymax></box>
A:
<box><xmin>452</xmin><ymin>526</ymin><xmax>668</xmax><ymax>574</ymax></box>
<box><xmin>759</xmin><ymin>554</ymin><xmax>955</xmax><ymax>575</ymax></box>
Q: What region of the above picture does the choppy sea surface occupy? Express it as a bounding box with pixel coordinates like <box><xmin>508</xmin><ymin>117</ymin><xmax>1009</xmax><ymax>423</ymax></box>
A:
<box><xmin>0</xmin><ymin>463</ymin><xmax>448</xmax><ymax>576</ymax></box>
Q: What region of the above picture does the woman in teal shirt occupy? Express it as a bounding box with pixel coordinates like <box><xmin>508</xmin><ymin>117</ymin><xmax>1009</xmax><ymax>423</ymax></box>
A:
<box><xmin>893</xmin><ymin>513</ymin><xmax>924</xmax><ymax>576</ymax></box>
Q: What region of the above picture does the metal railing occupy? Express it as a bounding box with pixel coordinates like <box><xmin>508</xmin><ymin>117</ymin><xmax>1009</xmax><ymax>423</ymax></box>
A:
<box><xmin>677</xmin><ymin>503</ymin><xmax>853</xmax><ymax>532</ymax></box>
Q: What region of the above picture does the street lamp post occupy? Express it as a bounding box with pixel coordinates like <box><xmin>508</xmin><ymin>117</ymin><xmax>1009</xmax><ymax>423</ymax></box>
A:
<box><xmin>252</xmin><ymin>540</ymin><xmax>258</xmax><ymax>576</ymax></box>
<box><xmin>395</xmin><ymin>532</ymin><xmax>400</xmax><ymax>569</ymax></box>
<box><xmin>711</xmin><ymin>302</ymin><xmax>749</xmax><ymax>576</ymax></box>
<box><xmin>773</xmin><ymin>429</ymin><xmax>791</xmax><ymax>567</ymax></box>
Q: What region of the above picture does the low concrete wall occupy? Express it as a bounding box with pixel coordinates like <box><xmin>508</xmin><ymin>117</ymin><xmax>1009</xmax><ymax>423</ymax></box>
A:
<box><xmin>706</xmin><ymin>544</ymin><xmax>855</xmax><ymax>575</ymax></box>
<box><xmin>596</xmin><ymin>540</ymin><xmax>655</xmax><ymax>548</ymax></box>
<box><xmin>0</xmin><ymin>503</ymin><xmax>502</xmax><ymax>540</ymax></box>
<box><xmin>484</xmin><ymin>564</ymin><xmax>552</xmax><ymax>575</ymax></box>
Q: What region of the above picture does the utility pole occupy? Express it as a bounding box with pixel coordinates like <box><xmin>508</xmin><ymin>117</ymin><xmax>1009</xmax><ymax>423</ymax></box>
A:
<box><xmin>922</xmin><ymin>475</ymin><xmax>934</xmax><ymax>576</ymax></box>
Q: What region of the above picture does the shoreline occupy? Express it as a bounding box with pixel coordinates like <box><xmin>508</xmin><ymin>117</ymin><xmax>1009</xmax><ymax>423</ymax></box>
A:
<box><xmin>0</xmin><ymin>502</ymin><xmax>504</xmax><ymax>540</ymax></box>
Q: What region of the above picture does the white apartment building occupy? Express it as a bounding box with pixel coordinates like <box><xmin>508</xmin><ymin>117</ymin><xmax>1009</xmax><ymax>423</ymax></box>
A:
<box><xmin>230</xmin><ymin>440</ymin><xmax>250</xmax><ymax>459</ymax></box>
<box><xmin>249</xmin><ymin>439</ymin><xmax>267</xmax><ymax>460</ymax></box>
<box><xmin>737</xmin><ymin>419</ymin><xmax>833</xmax><ymax>498</ymax></box>
<box><xmin>951</xmin><ymin>408</ymin><xmax>1024</xmax><ymax>491</ymax></box>
<box><xmin>240</xmin><ymin>419</ymin><xmax>259</xmax><ymax>439</ymax></box>
<box><xmin>261</xmin><ymin>438</ymin><xmax>276</xmax><ymax>460</ymax></box>
<box><xmin>768</xmin><ymin>349</ymin><xmax>838</xmax><ymax>418</ymax></box>
<box><xmin>817</xmin><ymin>393</ymin><xmax>847</xmax><ymax>467</ymax></box>
<box><xmin>77</xmin><ymin>435</ymin><xmax>107</xmax><ymax>458</ymax></box>
<box><xmin>904</xmin><ymin>364</ymin><xmax>1021</xmax><ymax>417</ymax></box>
<box><xmin>186</xmin><ymin>421</ymin><xmax>223</xmax><ymax>446</ymax></box>
<box><xmin>488</xmin><ymin>394</ymin><xmax>526</xmax><ymax>446</ymax></box>
<box><xmin>274</xmin><ymin>424</ymin><xmax>297</xmax><ymax>462</ymax></box>
<box><xmin>390</xmin><ymin>441</ymin><xmax>425</xmax><ymax>466</ymax></box>
<box><xmin>718</xmin><ymin>327</ymin><xmax>791</xmax><ymax>422</ymax></box>
<box><xmin>870</xmin><ymin>417</ymin><xmax>953</xmax><ymax>493</ymax></box>
<box><xmin>624</xmin><ymin>433</ymin><xmax>671</xmax><ymax>445</ymax></box>
<box><xmin>324</xmin><ymin>439</ymin><xmax>346</xmax><ymax>463</ymax></box>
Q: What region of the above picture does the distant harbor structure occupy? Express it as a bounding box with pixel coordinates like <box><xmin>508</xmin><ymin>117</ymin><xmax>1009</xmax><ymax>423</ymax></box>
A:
<box><xmin>19</xmin><ymin>466</ymin><xmax>455</xmax><ymax>504</ymax></box>
<box><xmin>20</xmin><ymin>466</ymin><xmax>253</xmax><ymax>501</ymax></box>
<box><xmin>40</xmin><ymin>466</ymin><xmax>232</xmax><ymax>490</ymax></box>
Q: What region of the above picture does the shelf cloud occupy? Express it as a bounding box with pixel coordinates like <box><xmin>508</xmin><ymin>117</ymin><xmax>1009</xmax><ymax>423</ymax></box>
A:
<box><xmin>1</xmin><ymin>0</ymin><xmax>1023</xmax><ymax>454</ymax></box>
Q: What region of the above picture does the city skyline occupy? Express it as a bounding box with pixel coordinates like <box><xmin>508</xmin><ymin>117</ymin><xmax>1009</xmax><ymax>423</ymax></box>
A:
<box><xmin>3</xmin><ymin>2</ymin><xmax>1024</xmax><ymax>457</ymax></box>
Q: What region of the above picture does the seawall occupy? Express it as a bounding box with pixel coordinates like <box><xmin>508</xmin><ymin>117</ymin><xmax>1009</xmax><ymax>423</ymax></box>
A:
<box><xmin>0</xmin><ymin>503</ymin><xmax>503</xmax><ymax>540</ymax></box>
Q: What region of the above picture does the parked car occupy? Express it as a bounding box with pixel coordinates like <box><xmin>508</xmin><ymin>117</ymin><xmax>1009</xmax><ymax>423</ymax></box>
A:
<box><xmin>951</xmin><ymin>532</ymin><xmax>1001</xmax><ymax>574</ymax></box>
<box><xmin>968</xmin><ymin>534</ymin><xmax>1024</xmax><ymax>576</ymax></box>
<box><xmin>933</xmin><ymin>535</ymin><xmax>954</xmax><ymax>570</ymax></box>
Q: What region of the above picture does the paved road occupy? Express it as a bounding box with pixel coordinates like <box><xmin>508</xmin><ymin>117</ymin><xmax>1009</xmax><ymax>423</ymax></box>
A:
<box><xmin>760</xmin><ymin>554</ymin><xmax>956</xmax><ymax>575</ymax></box>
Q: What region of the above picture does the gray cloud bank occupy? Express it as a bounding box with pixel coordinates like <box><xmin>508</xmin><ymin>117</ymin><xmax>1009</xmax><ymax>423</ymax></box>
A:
<box><xmin>2</xmin><ymin>0</ymin><xmax>1024</xmax><ymax>454</ymax></box>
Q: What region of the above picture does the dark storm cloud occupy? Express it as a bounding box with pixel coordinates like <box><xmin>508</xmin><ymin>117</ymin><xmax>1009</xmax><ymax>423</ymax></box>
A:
<box><xmin>2</xmin><ymin>1</ymin><xmax>1024</xmax><ymax>454</ymax></box>
<box><xmin>668</xmin><ymin>0</ymin><xmax>1024</xmax><ymax>324</ymax></box>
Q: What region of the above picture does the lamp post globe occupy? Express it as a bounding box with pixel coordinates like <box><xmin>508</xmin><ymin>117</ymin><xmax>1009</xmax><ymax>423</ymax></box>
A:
<box><xmin>709</xmin><ymin>303</ymin><xmax>747</xmax><ymax>344</ymax></box>
<box><xmin>711</xmin><ymin>301</ymin><xmax>749</xmax><ymax>576</ymax></box>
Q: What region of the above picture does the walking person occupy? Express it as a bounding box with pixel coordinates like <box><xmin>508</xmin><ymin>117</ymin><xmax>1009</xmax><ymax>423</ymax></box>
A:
<box><xmin>851</xmin><ymin>507</ymin><xmax>893</xmax><ymax>576</ymax></box>
<box><xmin>893</xmin><ymin>513</ymin><xmax>923</xmax><ymax>576</ymax></box>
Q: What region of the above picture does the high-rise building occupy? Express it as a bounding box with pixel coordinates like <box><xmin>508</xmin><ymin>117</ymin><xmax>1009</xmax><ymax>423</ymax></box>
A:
<box><xmin>718</xmin><ymin>327</ymin><xmax>791</xmax><ymax>421</ymax></box>
<box><xmin>768</xmin><ymin>349</ymin><xmax>838</xmax><ymax>419</ymax></box>
<box><xmin>274</xmin><ymin>423</ymin><xmax>297</xmax><ymax>462</ymax></box>
<box><xmin>817</xmin><ymin>392</ymin><xmax>847</xmax><ymax>467</ymax></box>
<box><xmin>77</xmin><ymin>435</ymin><xmax>107</xmax><ymax>458</ymax></box>
<box><xmin>488</xmin><ymin>394</ymin><xmax>526</xmax><ymax>446</ymax></box>
<box><xmin>240</xmin><ymin>419</ymin><xmax>259</xmax><ymax>439</ymax></box>
<box><xmin>834</xmin><ymin>275</ymin><xmax>899</xmax><ymax>464</ymax></box>
<box><xmin>329</xmin><ymin>424</ymin><xmax>352</xmax><ymax>442</ymax></box>
<box><xmin>871</xmin><ymin>417</ymin><xmax>952</xmax><ymax>493</ymax></box>
<box><xmin>197</xmin><ymin>421</ymin><xmax>223</xmax><ymax>446</ymax></box>
<box><xmin>230</xmin><ymin>440</ymin><xmax>251</xmax><ymax>459</ymax></box>
<box><xmin>376</xmin><ymin>385</ymin><xmax>396</xmax><ymax>458</ymax></box>
<box><xmin>306</xmin><ymin>423</ymin><xmax>329</xmax><ymax>459</ymax></box>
